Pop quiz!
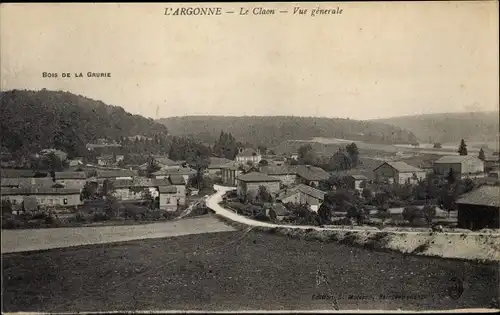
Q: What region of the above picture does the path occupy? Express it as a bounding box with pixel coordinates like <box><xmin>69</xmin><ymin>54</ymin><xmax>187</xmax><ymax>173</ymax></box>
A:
<box><xmin>1</xmin><ymin>215</ymin><xmax>236</xmax><ymax>254</ymax></box>
<box><xmin>206</xmin><ymin>185</ymin><xmax>497</xmax><ymax>236</ymax></box>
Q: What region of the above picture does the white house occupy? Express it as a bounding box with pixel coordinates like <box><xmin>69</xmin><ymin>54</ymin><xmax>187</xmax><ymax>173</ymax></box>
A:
<box><xmin>236</xmin><ymin>148</ymin><xmax>261</xmax><ymax>165</ymax></box>
<box><xmin>433</xmin><ymin>155</ymin><xmax>485</xmax><ymax>178</ymax></box>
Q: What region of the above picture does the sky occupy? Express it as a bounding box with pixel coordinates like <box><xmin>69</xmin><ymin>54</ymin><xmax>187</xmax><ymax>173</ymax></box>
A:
<box><xmin>1</xmin><ymin>2</ymin><xmax>498</xmax><ymax>120</ymax></box>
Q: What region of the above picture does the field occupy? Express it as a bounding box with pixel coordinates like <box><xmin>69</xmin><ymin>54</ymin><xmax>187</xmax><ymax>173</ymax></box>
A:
<box><xmin>2</xmin><ymin>229</ymin><xmax>499</xmax><ymax>312</ymax></box>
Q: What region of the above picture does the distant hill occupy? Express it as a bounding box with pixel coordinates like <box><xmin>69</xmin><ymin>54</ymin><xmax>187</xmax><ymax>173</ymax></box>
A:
<box><xmin>0</xmin><ymin>89</ymin><xmax>169</xmax><ymax>158</ymax></box>
<box><xmin>373</xmin><ymin>112</ymin><xmax>499</xmax><ymax>147</ymax></box>
<box><xmin>157</xmin><ymin>116</ymin><xmax>419</xmax><ymax>148</ymax></box>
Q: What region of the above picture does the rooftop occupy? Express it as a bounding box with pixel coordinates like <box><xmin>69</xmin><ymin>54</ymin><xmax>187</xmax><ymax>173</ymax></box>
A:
<box><xmin>349</xmin><ymin>174</ymin><xmax>368</xmax><ymax>180</ymax></box>
<box><xmin>1</xmin><ymin>169</ymin><xmax>39</xmax><ymax>178</ymax></box>
<box><xmin>96</xmin><ymin>169</ymin><xmax>138</xmax><ymax>178</ymax></box>
<box><xmin>54</xmin><ymin>171</ymin><xmax>87</xmax><ymax>180</ymax></box>
<box><xmin>208</xmin><ymin>157</ymin><xmax>234</xmax><ymax>168</ymax></box>
<box><xmin>455</xmin><ymin>185</ymin><xmax>500</xmax><ymax>208</ymax></box>
<box><xmin>2</xmin><ymin>187</ymin><xmax>81</xmax><ymax>196</ymax></box>
<box><xmin>277</xmin><ymin>184</ymin><xmax>326</xmax><ymax>202</ymax></box>
<box><xmin>294</xmin><ymin>165</ymin><xmax>330</xmax><ymax>181</ymax></box>
<box><xmin>154</xmin><ymin>157</ymin><xmax>179</xmax><ymax>167</ymax></box>
<box><xmin>434</xmin><ymin>155</ymin><xmax>480</xmax><ymax>164</ymax></box>
<box><xmin>152</xmin><ymin>167</ymin><xmax>196</xmax><ymax>176</ymax></box>
<box><xmin>1</xmin><ymin>177</ymin><xmax>54</xmax><ymax>188</ymax></box>
<box><xmin>259</xmin><ymin>165</ymin><xmax>296</xmax><ymax>176</ymax></box>
<box><xmin>375</xmin><ymin>161</ymin><xmax>424</xmax><ymax>173</ymax></box>
<box><xmin>158</xmin><ymin>186</ymin><xmax>178</xmax><ymax>194</ymax></box>
<box><xmin>237</xmin><ymin>172</ymin><xmax>281</xmax><ymax>182</ymax></box>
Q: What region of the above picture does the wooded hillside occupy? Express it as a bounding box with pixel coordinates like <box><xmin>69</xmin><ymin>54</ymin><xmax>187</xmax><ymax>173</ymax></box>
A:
<box><xmin>157</xmin><ymin>116</ymin><xmax>419</xmax><ymax>147</ymax></box>
<box><xmin>0</xmin><ymin>89</ymin><xmax>169</xmax><ymax>158</ymax></box>
<box><xmin>374</xmin><ymin>112</ymin><xmax>499</xmax><ymax>146</ymax></box>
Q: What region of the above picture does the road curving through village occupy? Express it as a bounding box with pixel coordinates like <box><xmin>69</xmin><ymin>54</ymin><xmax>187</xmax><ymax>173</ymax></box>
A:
<box><xmin>207</xmin><ymin>185</ymin><xmax>500</xmax><ymax>262</ymax></box>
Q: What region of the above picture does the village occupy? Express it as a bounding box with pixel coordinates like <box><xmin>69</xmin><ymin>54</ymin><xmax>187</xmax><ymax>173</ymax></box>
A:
<box><xmin>1</xmin><ymin>137</ymin><xmax>499</xmax><ymax>232</ymax></box>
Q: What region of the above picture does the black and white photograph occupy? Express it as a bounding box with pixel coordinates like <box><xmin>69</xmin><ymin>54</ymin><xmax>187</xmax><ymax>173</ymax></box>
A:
<box><xmin>1</xmin><ymin>2</ymin><xmax>499</xmax><ymax>313</ymax></box>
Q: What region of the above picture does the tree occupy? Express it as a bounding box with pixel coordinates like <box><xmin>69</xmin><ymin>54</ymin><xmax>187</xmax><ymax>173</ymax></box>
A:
<box><xmin>258</xmin><ymin>159</ymin><xmax>269</xmax><ymax>167</ymax></box>
<box><xmin>213</xmin><ymin>131</ymin><xmax>239</xmax><ymax>160</ymax></box>
<box><xmin>81</xmin><ymin>182</ymin><xmax>98</xmax><ymax>201</ymax></box>
<box><xmin>318</xmin><ymin>204</ymin><xmax>331</xmax><ymax>224</ymax></box>
<box><xmin>433</xmin><ymin>143</ymin><xmax>442</xmax><ymax>149</ymax></box>
<box><xmin>103</xmin><ymin>195</ymin><xmax>119</xmax><ymax>218</ymax></box>
<box><xmin>362</xmin><ymin>188</ymin><xmax>373</xmax><ymax>200</ymax></box>
<box><xmin>447</xmin><ymin>168</ymin><xmax>456</xmax><ymax>184</ymax></box>
<box><xmin>346</xmin><ymin>205</ymin><xmax>364</xmax><ymax>225</ymax></box>
<box><xmin>377</xmin><ymin>208</ymin><xmax>391</xmax><ymax>226</ymax></box>
<box><xmin>1</xmin><ymin>199</ymin><xmax>13</xmax><ymax>215</ymax></box>
<box><xmin>458</xmin><ymin>139</ymin><xmax>468</xmax><ymax>156</ymax></box>
<box><xmin>146</xmin><ymin>156</ymin><xmax>161</xmax><ymax>176</ymax></box>
<box><xmin>41</xmin><ymin>152</ymin><xmax>64</xmax><ymax>180</ymax></box>
<box><xmin>142</xmin><ymin>189</ymin><xmax>154</xmax><ymax>209</ymax></box>
<box><xmin>478</xmin><ymin>148</ymin><xmax>486</xmax><ymax>161</ymax></box>
<box><xmin>186</xmin><ymin>147</ymin><xmax>210</xmax><ymax>190</ymax></box>
<box><xmin>422</xmin><ymin>204</ymin><xmax>437</xmax><ymax>226</ymax></box>
<box><xmin>100</xmin><ymin>179</ymin><xmax>115</xmax><ymax>198</ymax></box>
<box><xmin>268</xmin><ymin>208</ymin><xmax>277</xmax><ymax>221</ymax></box>
<box><xmin>298</xmin><ymin>144</ymin><xmax>317</xmax><ymax>165</ymax></box>
<box><xmin>402</xmin><ymin>206</ymin><xmax>423</xmax><ymax>224</ymax></box>
<box><xmin>346</xmin><ymin>142</ymin><xmax>360</xmax><ymax>167</ymax></box>
<box><xmin>257</xmin><ymin>186</ymin><xmax>273</xmax><ymax>203</ymax></box>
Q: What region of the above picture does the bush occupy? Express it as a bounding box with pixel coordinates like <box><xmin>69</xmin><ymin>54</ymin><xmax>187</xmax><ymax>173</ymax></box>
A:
<box><xmin>2</xmin><ymin>218</ymin><xmax>21</xmax><ymax>229</ymax></box>
<box><xmin>253</xmin><ymin>213</ymin><xmax>271</xmax><ymax>222</ymax></box>
<box><xmin>422</xmin><ymin>205</ymin><xmax>437</xmax><ymax>226</ymax></box>
<box><xmin>91</xmin><ymin>212</ymin><xmax>110</xmax><ymax>222</ymax></box>
<box><xmin>18</xmin><ymin>211</ymin><xmax>34</xmax><ymax>221</ymax></box>
<box><xmin>402</xmin><ymin>206</ymin><xmax>424</xmax><ymax>224</ymax></box>
<box><xmin>144</xmin><ymin>210</ymin><xmax>164</xmax><ymax>221</ymax></box>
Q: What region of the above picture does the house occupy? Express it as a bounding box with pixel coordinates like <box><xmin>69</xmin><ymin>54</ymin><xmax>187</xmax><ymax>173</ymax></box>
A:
<box><xmin>484</xmin><ymin>155</ymin><xmax>500</xmax><ymax>172</ymax></box>
<box><xmin>152</xmin><ymin>167</ymin><xmax>196</xmax><ymax>184</ymax></box>
<box><xmin>259</xmin><ymin>165</ymin><xmax>297</xmax><ymax>186</ymax></box>
<box><xmin>456</xmin><ymin>185</ymin><xmax>500</xmax><ymax>230</ymax></box>
<box><xmin>96</xmin><ymin>169</ymin><xmax>138</xmax><ymax>180</ymax></box>
<box><xmin>1</xmin><ymin>187</ymin><xmax>83</xmax><ymax>210</ymax></box>
<box><xmin>54</xmin><ymin>171</ymin><xmax>88</xmax><ymax>189</ymax></box>
<box><xmin>373</xmin><ymin>161</ymin><xmax>426</xmax><ymax>185</ymax></box>
<box><xmin>158</xmin><ymin>186</ymin><xmax>180</xmax><ymax>211</ymax></box>
<box><xmin>289</xmin><ymin>153</ymin><xmax>299</xmax><ymax>160</ymax></box>
<box><xmin>157</xmin><ymin>176</ymin><xmax>188</xmax><ymax>211</ymax></box>
<box><xmin>236</xmin><ymin>172</ymin><xmax>281</xmax><ymax>198</ymax></box>
<box><xmin>235</xmin><ymin>148</ymin><xmax>261</xmax><ymax>165</ymax></box>
<box><xmin>111</xmin><ymin>178</ymin><xmax>167</xmax><ymax>201</ymax></box>
<box><xmin>153</xmin><ymin>156</ymin><xmax>180</xmax><ymax>170</ymax></box>
<box><xmin>276</xmin><ymin>184</ymin><xmax>326</xmax><ymax>212</ymax></box>
<box><xmin>294</xmin><ymin>165</ymin><xmax>330</xmax><ymax>187</ymax></box>
<box><xmin>345</xmin><ymin>174</ymin><xmax>368</xmax><ymax>191</ymax></box>
<box><xmin>433</xmin><ymin>155</ymin><xmax>485</xmax><ymax>179</ymax></box>
<box><xmin>111</xmin><ymin>177</ymin><xmax>184</xmax><ymax>206</ymax></box>
<box><xmin>221</xmin><ymin>164</ymin><xmax>242</xmax><ymax>187</ymax></box>
<box><xmin>97</xmin><ymin>155</ymin><xmax>116</xmax><ymax>166</ymax></box>
<box><xmin>272</xmin><ymin>203</ymin><xmax>289</xmax><ymax>221</ymax></box>
<box><xmin>1</xmin><ymin>177</ymin><xmax>54</xmax><ymax>188</ymax></box>
<box><xmin>206</xmin><ymin>157</ymin><xmax>233</xmax><ymax>176</ymax></box>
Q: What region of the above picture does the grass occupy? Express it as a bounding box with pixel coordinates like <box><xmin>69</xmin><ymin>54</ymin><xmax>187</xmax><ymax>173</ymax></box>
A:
<box><xmin>2</xmin><ymin>230</ymin><xmax>499</xmax><ymax>312</ymax></box>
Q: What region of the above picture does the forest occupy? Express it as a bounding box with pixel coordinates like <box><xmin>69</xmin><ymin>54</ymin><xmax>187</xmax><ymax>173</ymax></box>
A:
<box><xmin>0</xmin><ymin>89</ymin><xmax>169</xmax><ymax>159</ymax></box>
<box><xmin>157</xmin><ymin>115</ymin><xmax>420</xmax><ymax>148</ymax></box>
